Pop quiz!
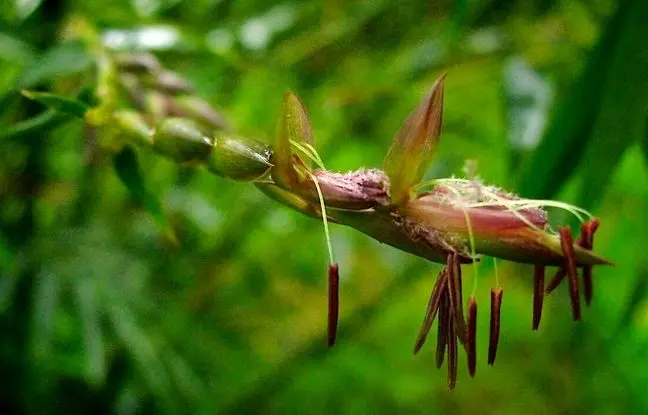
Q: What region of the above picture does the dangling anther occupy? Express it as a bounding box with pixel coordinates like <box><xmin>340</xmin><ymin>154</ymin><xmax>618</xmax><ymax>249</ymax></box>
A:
<box><xmin>436</xmin><ymin>291</ymin><xmax>449</xmax><ymax>369</ymax></box>
<box><xmin>466</xmin><ymin>296</ymin><xmax>477</xmax><ymax>377</ymax></box>
<box><xmin>545</xmin><ymin>267</ymin><xmax>566</xmax><ymax>294</ymax></box>
<box><xmin>328</xmin><ymin>263</ymin><xmax>340</xmax><ymax>347</ymax></box>
<box><xmin>488</xmin><ymin>287</ymin><xmax>503</xmax><ymax>366</ymax></box>
<box><xmin>559</xmin><ymin>227</ymin><xmax>581</xmax><ymax>321</ymax></box>
<box><xmin>581</xmin><ymin>218</ymin><xmax>600</xmax><ymax>306</ymax></box>
<box><xmin>414</xmin><ymin>268</ymin><xmax>448</xmax><ymax>354</ymax></box>
<box><xmin>447</xmin><ymin>309</ymin><xmax>458</xmax><ymax>389</ymax></box>
<box><xmin>446</xmin><ymin>252</ymin><xmax>466</xmax><ymax>345</ymax></box>
<box><xmin>532</xmin><ymin>265</ymin><xmax>545</xmax><ymax>330</ymax></box>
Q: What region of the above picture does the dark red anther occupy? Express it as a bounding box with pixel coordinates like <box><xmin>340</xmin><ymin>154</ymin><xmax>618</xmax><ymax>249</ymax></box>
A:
<box><xmin>328</xmin><ymin>263</ymin><xmax>340</xmax><ymax>347</ymax></box>
<box><xmin>488</xmin><ymin>287</ymin><xmax>503</xmax><ymax>366</ymax></box>
<box><xmin>436</xmin><ymin>291</ymin><xmax>449</xmax><ymax>369</ymax></box>
<box><xmin>581</xmin><ymin>218</ymin><xmax>600</xmax><ymax>305</ymax></box>
<box><xmin>559</xmin><ymin>227</ymin><xmax>581</xmax><ymax>321</ymax></box>
<box><xmin>545</xmin><ymin>267</ymin><xmax>566</xmax><ymax>294</ymax></box>
<box><xmin>466</xmin><ymin>296</ymin><xmax>477</xmax><ymax>377</ymax></box>
<box><xmin>446</xmin><ymin>252</ymin><xmax>466</xmax><ymax>345</ymax></box>
<box><xmin>447</xmin><ymin>309</ymin><xmax>458</xmax><ymax>389</ymax></box>
<box><xmin>413</xmin><ymin>268</ymin><xmax>448</xmax><ymax>354</ymax></box>
<box><xmin>533</xmin><ymin>265</ymin><xmax>545</xmax><ymax>330</ymax></box>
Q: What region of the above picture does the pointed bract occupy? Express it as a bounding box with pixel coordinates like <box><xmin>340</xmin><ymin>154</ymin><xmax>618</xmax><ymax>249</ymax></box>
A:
<box><xmin>383</xmin><ymin>75</ymin><xmax>446</xmax><ymax>205</ymax></box>
<box><xmin>274</xmin><ymin>91</ymin><xmax>314</xmax><ymax>187</ymax></box>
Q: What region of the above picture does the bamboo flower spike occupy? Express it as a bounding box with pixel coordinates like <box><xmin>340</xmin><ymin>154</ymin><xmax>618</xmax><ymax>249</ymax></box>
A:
<box><xmin>99</xmin><ymin>56</ymin><xmax>612</xmax><ymax>389</ymax></box>
<box><xmin>264</xmin><ymin>74</ymin><xmax>610</xmax><ymax>388</ymax></box>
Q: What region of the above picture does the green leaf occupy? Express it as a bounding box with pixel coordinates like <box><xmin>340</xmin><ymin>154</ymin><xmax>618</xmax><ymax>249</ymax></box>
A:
<box><xmin>0</xmin><ymin>233</ymin><xmax>18</xmax><ymax>314</ymax></box>
<box><xmin>516</xmin><ymin>1</ymin><xmax>633</xmax><ymax>199</ymax></box>
<box><xmin>21</xmin><ymin>90</ymin><xmax>89</xmax><ymax>118</ymax></box>
<box><xmin>74</xmin><ymin>278</ymin><xmax>106</xmax><ymax>386</ymax></box>
<box><xmin>16</xmin><ymin>41</ymin><xmax>92</xmax><ymax>88</ymax></box>
<box><xmin>113</xmin><ymin>146</ymin><xmax>178</xmax><ymax>243</ymax></box>
<box><xmin>642</xmin><ymin>115</ymin><xmax>648</xmax><ymax>168</ymax></box>
<box><xmin>383</xmin><ymin>74</ymin><xmax>445</xmax><ymax>205</ymax></box>
<box><xmin>0</xmin><ymin>32</ymin><xmax>35</xmax><ymax>62</ymax></box>
<box><xmin>0</xmin><ymin>109</ymin><xmax>71</xmax><ymax>143</ymax></box>
<box><xmin>576</xmin><ymin>0</ymin><xmax>648</xmax><ymax>208</ymax></box>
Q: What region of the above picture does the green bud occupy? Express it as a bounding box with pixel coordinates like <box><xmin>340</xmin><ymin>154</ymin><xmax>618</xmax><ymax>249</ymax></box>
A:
<box><xmin>170</xmin><ymin>96</ymin><xmax>228</xmax><ymax>130</ymax></box>
<box><xmin>153</xmin><ymin>118</ymin><xmax>213</xmax><ymax>162</ymax></box>
<box><xmin>143</xmin><ymin>90</ymin><xmax>168</xmax><ymax>123</ymax></box>
<box><xmin>116</xmin><ymin>52</ymin><xmax>162</xmax><ymax>75</ymax></box>
<box><xmin>114</xmin><ymin>110</ymin><xmax>153</xmax><ymax>147</ymax></box>
<box><xmin>207</xmin><ymin>133</ymin><xmax>272</xmax><ymax>181</ymax></box>
<box><xmin>142</xmin><ymin>71</ymin><xmax>193</xmax><ymax>95</ymax></box>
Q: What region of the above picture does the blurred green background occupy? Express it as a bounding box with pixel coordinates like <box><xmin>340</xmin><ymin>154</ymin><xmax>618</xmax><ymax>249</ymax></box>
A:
<box><xmin>1</xmin><ymin>0</ymin><xmax>648</xmax><ymax>413</ymax></box>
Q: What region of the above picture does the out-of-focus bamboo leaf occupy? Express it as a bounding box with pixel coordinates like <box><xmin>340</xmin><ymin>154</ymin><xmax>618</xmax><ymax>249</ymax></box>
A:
<box><xmin>0</xmin><ymin>109</ymin><xmax>71</xmax><ymax>143</ymax></box>
<box><xmin>108</xmin><ymin>303</ymin><xmax>171</xmax><ymax>398</ymax></box>
<box><xmin>383</xmin><ymin>75</ymin><xmax>445</xmax><ymax>205</ymax></box>
<box><xmin>30</xmin><ymin>271</ymin><xmax>60</xmax><ymax>361</ymax></box>
<box><xmin>576</xmin><ymin>0</ymin><xmax>648</xmax><ymax>208</ymax></box>
<box><xmin>0</xmin><ymin>32</ymin><xmax>35</xmax><ymax>62</ymax></box>
<box><xmin>21</xmin><ymin>90</ymin><xmax>89</xmax><ymax>118</ymax></box>
<box><xmin>0</xmin><ymin>233</ymin><xmax>18</xmax><ymax>314</ymax></box>
<box><xmin>616</xmin><ymin>267</ymin><xmax>648</xmax><ymax>335</ymax></box>
<box><xmin>516</xmin><ymin>1</ymin><xmax>629</xmax><ymax>198</ymax></box>
<box><xmin>17</xmin><ymin>41</ymin><xmax>92</xmax><ymax>88</ymax></box>
<box><xmin>113</xmin><ymin>146</ymin><xmax>177</xmax><ymax>243</ymax></box>
<box><xmin>14</xmin><ymin>0</ymin><xmax>43</xmax><ymax>20</ymax></box>
<box><xmin>642</xmin><ymin>116</ymin><xmax>648</xmax><ymax>167</ymax></box>
<box><xmin>74</xmin><ymin>278</ymin><xmax>106</xmax><ymax>385</ymax></box>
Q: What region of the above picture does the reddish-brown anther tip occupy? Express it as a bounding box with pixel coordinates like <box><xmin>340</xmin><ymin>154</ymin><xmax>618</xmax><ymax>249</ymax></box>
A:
<box><xmin>559</xmin><ymin>227</ymin><xmax>581</xmax><ymax>321</ymax></box>
<box><xmin>545</xmin><ymin>267</ymin><xmax>566</xmax><ymax>294</ymax></box>
<box><xmin>446</xmin><ymin>253</ymin><xmax>467</xmax><ymax>345</ymax></box>
<box><xmin>327</xmin><ymin>263</ymin><xmax>340</xmax><ymax>348</ymax></box>
<box><xmin>581</xmin><ymin>218</ymin><xmax>600</xmax><ymax>306</ymax></box>
<box><xmin>466</xmin><ymin>296</ymin><xmax>477</xmax><ymax>377</ymax></box>
<box><xmin>414</xmin><ymin>268</ymin><xmax>448</xmax><ymax>354</ymax></box>
<box><xmin>488</xmin><ymin>288</ymin><xmax>503</xmax><ymax>366</ymax></box>
<box><xmin>447</xmin><ymin>310</ymin><xmax>458</xmax><ymax>389</ymax></box>
<box><xmin>533</xmin><ymin>265</ymin><xmax>545</xmax><ymax>330</ymax></box>
<box><xmin>436</xmin><ymin>292</ymin><xmax>449</xmax><ymax>369</ymax></box>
